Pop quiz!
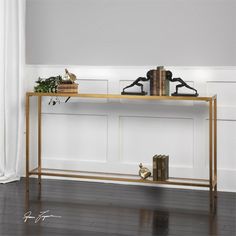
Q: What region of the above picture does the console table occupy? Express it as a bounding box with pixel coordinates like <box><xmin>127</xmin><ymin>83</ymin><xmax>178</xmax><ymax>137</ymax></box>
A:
<box><xmin>25</xmin><ymin>92</ymin><xmax>217</xmax><ymax>205</ymax></box>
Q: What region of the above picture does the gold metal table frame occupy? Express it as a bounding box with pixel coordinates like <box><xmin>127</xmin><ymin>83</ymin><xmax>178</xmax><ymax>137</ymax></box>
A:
<box><xmin>25</xmin><ymin>93</ymin><xmax>217</xmax><ymax>206</ymax></box>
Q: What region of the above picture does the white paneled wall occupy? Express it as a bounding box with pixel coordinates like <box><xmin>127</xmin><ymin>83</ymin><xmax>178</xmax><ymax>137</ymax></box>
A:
<box><xmin>24</xmin><ymin>66</ymin><xmax>236</xmax><ymax>192</ymax></box>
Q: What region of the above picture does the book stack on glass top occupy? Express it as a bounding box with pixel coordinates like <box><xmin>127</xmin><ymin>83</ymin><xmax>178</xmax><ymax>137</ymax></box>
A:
<box><xmin>150</xmin><ymin>66</ymin><xmax>169</xmax><ymax>96</ymax></box>
<box><xmin>153</xmin><ymin>154</ymin><xmax>169</xmax><ymax>181</ymax></box>
<box><xmin>57</xmin><ymin>81</ymin><xmax>78</xmax><ymax>93</ymax></box>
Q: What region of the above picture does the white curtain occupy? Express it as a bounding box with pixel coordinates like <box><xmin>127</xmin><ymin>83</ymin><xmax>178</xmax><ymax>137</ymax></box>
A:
<box><xmin>0</xmin><ymin>0</ymin><xmax>25</xmax><ymax>183</ymax></box>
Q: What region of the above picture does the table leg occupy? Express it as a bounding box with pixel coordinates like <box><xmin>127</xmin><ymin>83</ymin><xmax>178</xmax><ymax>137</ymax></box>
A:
<box><xmin>38</xmin><ymin>96</ymin><xmax>42</xmax><ymax>185</ymax></box>
<box><xmin>209</xmin><ymin>99</ymin><xmax>213</xmax><ymax>207</ymax></box>
<box><xmin>213</xmin><ymin>97</ymin><xmax>217</xmax><ymax>198</ymax></box>
<box><xmin>26</xmin><ymin>94</ymin><xmax>30</xmax><ymax>193</ymax></box>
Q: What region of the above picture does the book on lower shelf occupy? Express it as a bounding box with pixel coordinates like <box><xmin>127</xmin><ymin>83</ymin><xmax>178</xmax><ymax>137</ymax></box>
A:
<box><xmin>153</xmin><ymin>154</ymin><xmax>169</xmax><ymax>181</ymax></box>
<box><xmin>153</xmin><ymin>155</ymin><xmax>158</xmax><ymax>181</ymax></box>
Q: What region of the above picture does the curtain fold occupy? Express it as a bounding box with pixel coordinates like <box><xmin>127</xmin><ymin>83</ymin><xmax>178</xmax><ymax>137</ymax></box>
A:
<box><xmin>0</xmin><ymin>0</ymin><xmax>25</xmax><ymax>183</ymax></box>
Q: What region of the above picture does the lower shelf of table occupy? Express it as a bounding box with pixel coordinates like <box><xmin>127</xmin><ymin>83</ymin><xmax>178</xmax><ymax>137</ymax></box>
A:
<box><xmin>28</xmin><ymin>168</ymin><xmax>217</xmax><ymax>188</ymax></box>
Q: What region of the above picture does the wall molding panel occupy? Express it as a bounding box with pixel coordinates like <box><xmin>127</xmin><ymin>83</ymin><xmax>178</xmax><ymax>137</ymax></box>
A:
<box><xmin>42</xmin><ymin>113</ymin><xmax>108</xmax><ymax>163</ymax></box>
<box><xmin>24</xmin><ymin>66</ymin><xmax>236</xmax><ymax>192</ymax></box>
<box><xmin>119</xmin><ymin>116</ymin><xmax>194</xmax><ymax>168</ymax></box>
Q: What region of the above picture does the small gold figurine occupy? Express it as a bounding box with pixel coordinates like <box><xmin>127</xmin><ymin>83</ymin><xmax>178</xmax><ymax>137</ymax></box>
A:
<box><xmin>65</xmin><ymin>68</ymin><xmax>77</xmax><ymax>83</ymax></box>
<box><xmin>139</xmin><ymin>163</ymin><xmax>151</xmax><ymax>180</ymax></box>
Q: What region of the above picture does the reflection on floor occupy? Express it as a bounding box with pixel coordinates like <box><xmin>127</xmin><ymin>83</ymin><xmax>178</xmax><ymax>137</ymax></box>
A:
<box><xmin>0</xmin><ymin>178</ymin><xmax>235</xmax><ymax>236</ymax></box>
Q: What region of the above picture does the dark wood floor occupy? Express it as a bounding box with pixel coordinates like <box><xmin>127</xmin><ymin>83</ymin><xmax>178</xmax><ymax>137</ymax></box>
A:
<box><xmin>0</xmin><ymin>178</ymin><xmax>235</xmax><ymax>236</ymax></box>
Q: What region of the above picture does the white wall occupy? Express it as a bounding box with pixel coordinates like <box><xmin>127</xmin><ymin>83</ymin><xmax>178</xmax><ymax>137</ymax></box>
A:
<box><xmin>23</xmin><ymin>0</ymin><xmax>236</xmax><ymax>192</ymax></box>
<box><xmin>26</xmin><ymin>0</ymin><xmax>236</xmax><ymax>66</ymax></box>
<box><xmin>24</xmin><ymin>66</ymin><xmax>236</xmax><ymax>192</ymax></box>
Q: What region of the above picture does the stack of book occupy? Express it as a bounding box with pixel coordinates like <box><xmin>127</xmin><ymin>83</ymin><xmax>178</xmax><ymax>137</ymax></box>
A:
<box><xmin>150</xmin><ymin>66</ymin><xmax>169</xmax><ymax>96</ymax></box>
<box><xmin>57</xmin><ymin>82</ymin><xmax>78</xmax><ymax>93</ymax></box>
<box><xmin>153</xmin><ymin>154</ymin><xmax>169</xmax><ymax>181</ymax></box>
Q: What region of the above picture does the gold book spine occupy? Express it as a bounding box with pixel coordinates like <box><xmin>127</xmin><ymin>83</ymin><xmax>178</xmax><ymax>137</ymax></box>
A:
<box><xmin>153</xmin><ymin>155</ymin><xmax>158</xmax><ymax>181</ymax></box>
<box><xmin>157</xmin><ymin>155</ymin><xmax>162</xmax><ymax>180</ymax></box>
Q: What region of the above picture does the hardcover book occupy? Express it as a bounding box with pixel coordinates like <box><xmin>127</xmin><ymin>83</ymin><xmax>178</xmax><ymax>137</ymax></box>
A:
<box><xmin>160</xmin><ymin>155</ymin><xmax>169</xmax><ymax>181</ymax></box>
<box><xmin>150</xmin><ymin>66</ymin><xmax>169</xmax><ymax>96</ymax></box>
<box><xmin>57</xmin><ymin>83</ymin><xmax>78</xmax><ymax>93</ymax></box>
<box><xmin>150</xmin><ymin>70</ymin><xmax>158</xmax><ymax>95</ymax></box>
<box><xmin>160</xmin><ymin>69</ymin><xmax>169</xmax><ymax>96</ymax></box>
<box><xmin>152</xmin><ymin>154</ymin><xmax>169</xmax><ymax>181</ymax></box>
<box><xmin>157</xmin><ymin>155</ymin><xmax>162</xmax><ymax>180</ymax></box>
<box><xmin>153</xmin><ymin>155</ymin><xmax>158</xmax><ymax>181</ymax></box>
